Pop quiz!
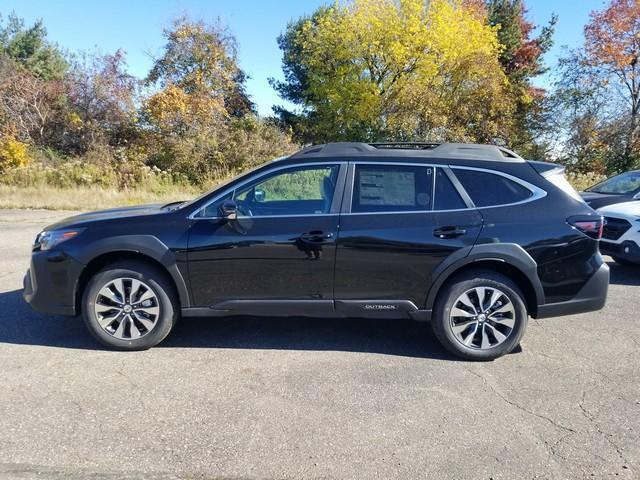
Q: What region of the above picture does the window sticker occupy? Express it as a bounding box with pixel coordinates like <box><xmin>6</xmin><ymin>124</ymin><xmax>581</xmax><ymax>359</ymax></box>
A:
<box><xmin>359</xmin><ymin>170</ymin><xmax>416</xmax><ymax>206</ymax></box>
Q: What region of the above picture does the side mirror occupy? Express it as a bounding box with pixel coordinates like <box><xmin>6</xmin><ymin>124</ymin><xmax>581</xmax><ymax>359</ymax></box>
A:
<box><xmin>220</xmin><ymin>199</ymin><xmax>238</xmax><ymax>220</ymax></box>
<box><xmin>254</xmin><ymin>189</ymin><xmax>266</xmax><ymax>203</ymax></box>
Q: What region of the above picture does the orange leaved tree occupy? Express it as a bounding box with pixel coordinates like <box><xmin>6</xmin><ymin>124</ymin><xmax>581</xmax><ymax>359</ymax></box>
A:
<box><xmin>584</xmin><ymin>0</ymin><xmax>640</xmax><ymax>170</ymax></box>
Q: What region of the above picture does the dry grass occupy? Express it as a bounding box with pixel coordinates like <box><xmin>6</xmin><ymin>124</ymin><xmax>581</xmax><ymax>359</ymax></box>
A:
<box><xmin>0</xmin><ymin>185</ymin><xmax>200</xmax><ymax>211</ymax></box>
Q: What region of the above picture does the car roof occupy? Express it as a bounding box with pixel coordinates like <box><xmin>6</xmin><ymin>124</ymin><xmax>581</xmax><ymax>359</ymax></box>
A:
<box><xmin>285</xmin><ymin>142</ymin><xmax>525</xmax><ymax>163</ymax></box>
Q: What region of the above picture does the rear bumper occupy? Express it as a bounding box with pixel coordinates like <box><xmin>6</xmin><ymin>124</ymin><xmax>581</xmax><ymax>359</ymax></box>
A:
<box><xmin>23</xmin><ymin>250</ymin><xmax>83</xmax><ymax>316</ymax></box>
<box><xmin>599</xmin><ymin>240</ymin><xmax>640</xmax><ymax>264</ymax></box>
<box><xmin>536</xmin><ymin>261</ymin><xmax>609</xmax><ymax>319</ymax></box>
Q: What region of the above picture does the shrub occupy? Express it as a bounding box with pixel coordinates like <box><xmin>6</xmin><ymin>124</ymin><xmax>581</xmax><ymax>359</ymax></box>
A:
<box><xmin>145</xmin><ymin>116</ymin><xmax>298</xmax><ymax>185</ymax></box>
<box><xmin>0</xmin><ymin>136</ymin><xmax>30</xmax><ymax>170</ymax></box>
<box><xmin>565</xmin><ymin>171</ymin><xmax>607</xmax><ymax>192</ymax></box>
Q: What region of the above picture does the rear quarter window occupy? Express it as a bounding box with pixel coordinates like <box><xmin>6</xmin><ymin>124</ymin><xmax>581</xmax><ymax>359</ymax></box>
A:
<box><xmin>453</xmin><ymin>169</ymin><xmax>533</xmax><ymax>207</ymax></box>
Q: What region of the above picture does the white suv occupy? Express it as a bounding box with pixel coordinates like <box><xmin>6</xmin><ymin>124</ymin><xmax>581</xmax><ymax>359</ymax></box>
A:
<box><xmin>598</xmin><ymin>201</ymin><xmax>640</xmax><ymax>265</ymax></box>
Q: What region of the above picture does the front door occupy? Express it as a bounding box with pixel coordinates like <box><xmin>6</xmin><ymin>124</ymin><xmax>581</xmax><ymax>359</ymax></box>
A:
<box><xmin>187</xmin><ymin>163</ymin><xmax>346</xmax><ymax>313</ymax></box>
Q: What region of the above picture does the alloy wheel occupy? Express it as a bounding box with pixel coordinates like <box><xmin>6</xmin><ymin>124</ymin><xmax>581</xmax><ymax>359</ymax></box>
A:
<box><xmin>94</xmin><ymin>277</ymin><xmax>160</xmax><ymax>340</ymax></box>
<box><xmin>449</xmin><ymin>286</ymin><xmax>516</xmax><ymax>350</ymax></box>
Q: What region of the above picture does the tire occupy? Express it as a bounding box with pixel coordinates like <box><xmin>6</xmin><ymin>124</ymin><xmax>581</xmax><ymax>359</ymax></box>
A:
<box><xmin>82</xmin><ymin>261</ymin><xmax>178</xmax><ymax>350</ymax></box>
<box><xmin>431</xmin><ymin>270</ymin><xmax>528</xmax><ymax>361</ymax></box>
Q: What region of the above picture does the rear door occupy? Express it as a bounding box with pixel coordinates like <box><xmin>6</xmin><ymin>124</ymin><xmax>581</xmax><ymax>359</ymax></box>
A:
<box><xmin>333</xmin><ymin>162</ymin><xmax>483</xmax><ymax>315</ymax></box>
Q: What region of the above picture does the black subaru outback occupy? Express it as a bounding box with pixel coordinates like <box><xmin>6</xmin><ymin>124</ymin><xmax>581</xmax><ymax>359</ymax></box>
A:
<box><xmin>24</xmin><ymin>142</ymin><xmax>609</xmax><ymax>360</ymax></box>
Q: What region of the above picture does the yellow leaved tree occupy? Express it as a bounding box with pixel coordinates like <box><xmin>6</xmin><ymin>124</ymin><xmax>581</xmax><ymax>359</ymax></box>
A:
<box><xmin>273</xmin><ymin>0</ymin><xmax>516</xmax><ymax>143</ymax></box>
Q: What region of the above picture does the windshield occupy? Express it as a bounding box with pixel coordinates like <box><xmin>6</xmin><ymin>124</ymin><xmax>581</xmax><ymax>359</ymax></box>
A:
<box><xmin>587</xmin><ymin>171</ymin><xmax>640</xmax><ymax>194</ymax></box>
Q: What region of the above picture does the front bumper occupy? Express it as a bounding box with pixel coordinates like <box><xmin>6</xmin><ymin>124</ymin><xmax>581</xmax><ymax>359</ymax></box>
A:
<box><xmin>599</xmin><ymin>240</ymin><xmax>640</xmax><ymax>264</ymax></box>
<box><xmin>536</xmin><ymin>261</ymin><xmax>609</xmax><ymax>319</ymax></box>
<box><xmin>23</xmin><ymin>250</ymin><xmax>84</xmax><ymax>316</ymax></box>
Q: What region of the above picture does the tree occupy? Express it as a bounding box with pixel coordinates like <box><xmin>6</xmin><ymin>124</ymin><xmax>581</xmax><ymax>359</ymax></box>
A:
<box><xmin>549</xmin><ymin>0</ymin><xmax>640</xmax><ymax>174</ymax></box>
<box><xmin>0</xmin><ymin>54</ymin><xmax>66</xmax><ymax>146</ymax></box>
<box><xmin>270</xmin><ymin>7</ymin><xmax>330</xmax><ymax>141</ymax></box>
<box><xmin>0</xmin><ymin>14</ymin><xmax>69</xmax><ymax>149</ymax></box>
<box><xmin>0</xmin><ymin>13</ymin><xmax>67</xmax><ymax>80</ymax></box>
<box><xmin>146</xmin><ymin>17</ymin><xmax>253</xmax><ymax>122</ymax></box>
<box><xmin>66</xmin><ymin>49</ymin><xmax>138</xmax><ymax>152</ymax></box>
<box><xmin>584</xmin><ymin>0</ymin><xmax>640</xmax><ymax>171</ymax></box>
<box><xmin>272</xmin><ymin>0</ymin><xmax>515</xmax><ymax>144</ymax></box>
<box><xmin>549</xmin><ymin>50</ymin><xmax>615</xmax><ymax>173</ymax></box>
<box><xmin>143</xmin><ymin>17</ymin><xmax>295</xmax><ymax>183</ymax></box>
<box><xmin>486</xmin><ymin>0</ymin><xmax>556</xmax><ymax>156</ymax></box>
<box><xmin>486</xmin><ymin>0</ymin><xmax>555</xmax><ymax>82</ymax></box>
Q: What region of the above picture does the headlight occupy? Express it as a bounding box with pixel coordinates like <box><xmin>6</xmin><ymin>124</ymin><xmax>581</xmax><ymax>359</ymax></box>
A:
<box><xmin>35</xmin><ymin>229</ymin><xmax>84</xmax><ymax>251</ymax></box>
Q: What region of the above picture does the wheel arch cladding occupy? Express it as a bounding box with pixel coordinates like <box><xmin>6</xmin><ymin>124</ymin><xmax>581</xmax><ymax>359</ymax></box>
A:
<box><xmin>73</xmin><ymin>235</ymin><xmax>190</xmax><ymax>314</ymax></box>
<box><xmin>425</xmin><ymin>243</ymin><xmax>544</xmax><ymax>317</ymax></box>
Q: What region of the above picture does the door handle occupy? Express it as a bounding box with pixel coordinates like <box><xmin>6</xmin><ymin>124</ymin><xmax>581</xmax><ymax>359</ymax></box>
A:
<box><xmin>433</xmin><ymin>226</ymin><xmax>467</xmax><ymax>239</ymax></box>
<box><xmin>300</xmin><ymin>231</ymin><xmax>334</xmax><ymax>242</ymax></box>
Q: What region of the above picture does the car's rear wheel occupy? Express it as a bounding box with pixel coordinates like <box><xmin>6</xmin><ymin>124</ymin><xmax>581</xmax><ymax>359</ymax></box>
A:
<box><xmin>82</xmin><ymin>261</ymin><xmax>178</xmax><ymax>350</ymax></box>
<box><xmin>432</xmin><ymin>270</ymin><xmax>528</xmax><ymax>361</ymax></box>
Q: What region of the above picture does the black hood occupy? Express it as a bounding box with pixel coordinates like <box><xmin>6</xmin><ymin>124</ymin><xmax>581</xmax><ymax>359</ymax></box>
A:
<box><xmin>44</xmin><ymin>204</ymin><xmax>169</xmax><ymax>231</ymax></box>
<box><xmin>579</xmin><ymin>191</ymin><xmax>628</xmax><ymax>209</ymax></box>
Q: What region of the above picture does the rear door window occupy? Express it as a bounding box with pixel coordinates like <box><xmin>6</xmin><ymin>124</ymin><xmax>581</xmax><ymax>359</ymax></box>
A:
<box><xmin>453</xmin><ymin>169</ymin><xmax>533</xmax><ymax>207</ymax></box>
<box><xmin>352</xmin><ymin>164</ymin><xmax>434</xmax><ymax>213</ymax></box>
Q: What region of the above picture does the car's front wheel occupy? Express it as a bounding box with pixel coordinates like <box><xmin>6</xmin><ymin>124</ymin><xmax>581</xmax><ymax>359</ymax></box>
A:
<box><xmin>431</xmin><ymin>270</ymin><xmax>528</xmax><ymax>361</ymax></box>
<box><xmin>82</xmin><ymin>261</ymin><xmax>178</xmax><ymax>350</ymax></box>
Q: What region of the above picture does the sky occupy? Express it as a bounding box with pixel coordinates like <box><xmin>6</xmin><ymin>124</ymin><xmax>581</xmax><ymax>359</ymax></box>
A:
<box><xmin>1</xmin><ymin>0</ymin><xmax>609</xmax><ymax>116</ymax></box>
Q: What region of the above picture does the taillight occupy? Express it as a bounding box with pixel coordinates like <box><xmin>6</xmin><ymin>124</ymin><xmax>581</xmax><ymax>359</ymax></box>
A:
<box><xmin>568</xmin><ymin>216</ymin><xmax>604</xmax><ymax>239</ymax></box>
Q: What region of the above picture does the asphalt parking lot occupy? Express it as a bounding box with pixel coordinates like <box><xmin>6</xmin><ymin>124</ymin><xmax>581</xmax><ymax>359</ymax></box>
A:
<box><xmin>0</xmin><ymin>209</ymin><xmax>638</xmax><ymax>480</ymax></box>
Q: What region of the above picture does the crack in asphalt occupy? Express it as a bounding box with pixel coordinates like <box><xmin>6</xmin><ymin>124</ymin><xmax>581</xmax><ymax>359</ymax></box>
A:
<box><xmin>464</xmin><ymin>367</ymin><xmax>577</xmax><ymax>434</ymax></box>
<box><xmin>548</xmin><ymin>431</ymin><xmax>577</xmax><ymax>461</ymax></box>
<box><xmin>463</xmin><ymin>367</ymin><xmax>586</xmax><ymax>477</ymax></box>
<box><xmin>578</xmin><ymin>388</ymin><xmax>632</xmax><ymax>472</ymax></box>
<box><xmin>115</xmin><ymin>360</ymin><xmax>140</xmax><ymax>390</ymax></box>
<box><xmin>466</xmin><ymin>365</ymin><xmax>636</xmax><ymax>476</ymax></box>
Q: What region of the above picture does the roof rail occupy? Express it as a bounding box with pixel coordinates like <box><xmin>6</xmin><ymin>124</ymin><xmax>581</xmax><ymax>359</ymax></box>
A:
<box><xmin>432</xmin><ymin>143</ymin><xmax>523</xmax><ymax>161</ymax></box>
<box><xmin>288</xmin><ymin>142</ymin><xmax>524</xmax><ymax>162</ymax></box>
<box><xmin>290</xmin><ymin>142</ymin><xmax>376</xmax><ymax>158</ymax></box>
<box><xmin>370</xmin><ymin>142</ymin><xmax>440</xmax><ymax>150</ymax></box>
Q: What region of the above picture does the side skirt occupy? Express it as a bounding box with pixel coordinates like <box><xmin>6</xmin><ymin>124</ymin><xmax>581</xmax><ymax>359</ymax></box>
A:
<box><xmin>182</xmin><ymin>300</ymin><xmax>431</xmax><ymax>321</ymax></box>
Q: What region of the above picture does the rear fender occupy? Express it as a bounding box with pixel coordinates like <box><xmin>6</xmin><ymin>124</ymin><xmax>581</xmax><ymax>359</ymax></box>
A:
<box><xmin>425</xmin><ymin>243</ymin><xmax>545</xmax><ymax>311</ymax></box>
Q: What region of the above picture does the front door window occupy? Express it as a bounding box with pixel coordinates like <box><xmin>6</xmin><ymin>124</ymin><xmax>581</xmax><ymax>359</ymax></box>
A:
<box><xmin>195</xmin><ymin>165</ymin><xmax>340</xmax><ymax>218</ymax></box>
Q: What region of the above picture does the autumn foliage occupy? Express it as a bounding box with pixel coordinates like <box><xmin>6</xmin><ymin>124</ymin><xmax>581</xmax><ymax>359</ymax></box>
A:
<box><xmin>273</xmin><ymin>0</ymin><xmax>514</xmax><ymax>143</ymax></box>
<box><xmin>0</xmin><ymin>14</ymin><xmax>296</xmax><ymax>189</ymax></box>
<box><xmin>0</xmin><ymin>0</ymin><xmax>639</xmax><ymax>199</ymax></box>
<box><xmin>548</xmin><ymin>0</ymin><xmax>640</xmax><ymax>173</ymax></box>
<box><xmin>585</xmin><ymin>0</ymin><xmax>640</xmax><ymax>72</ymax></box>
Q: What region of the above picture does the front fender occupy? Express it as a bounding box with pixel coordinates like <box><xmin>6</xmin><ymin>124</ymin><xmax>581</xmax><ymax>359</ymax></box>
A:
<box><xmin>72</xmin><ymin>235</ymin><xmax>191</xmax><ymax>308</ymax></box>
